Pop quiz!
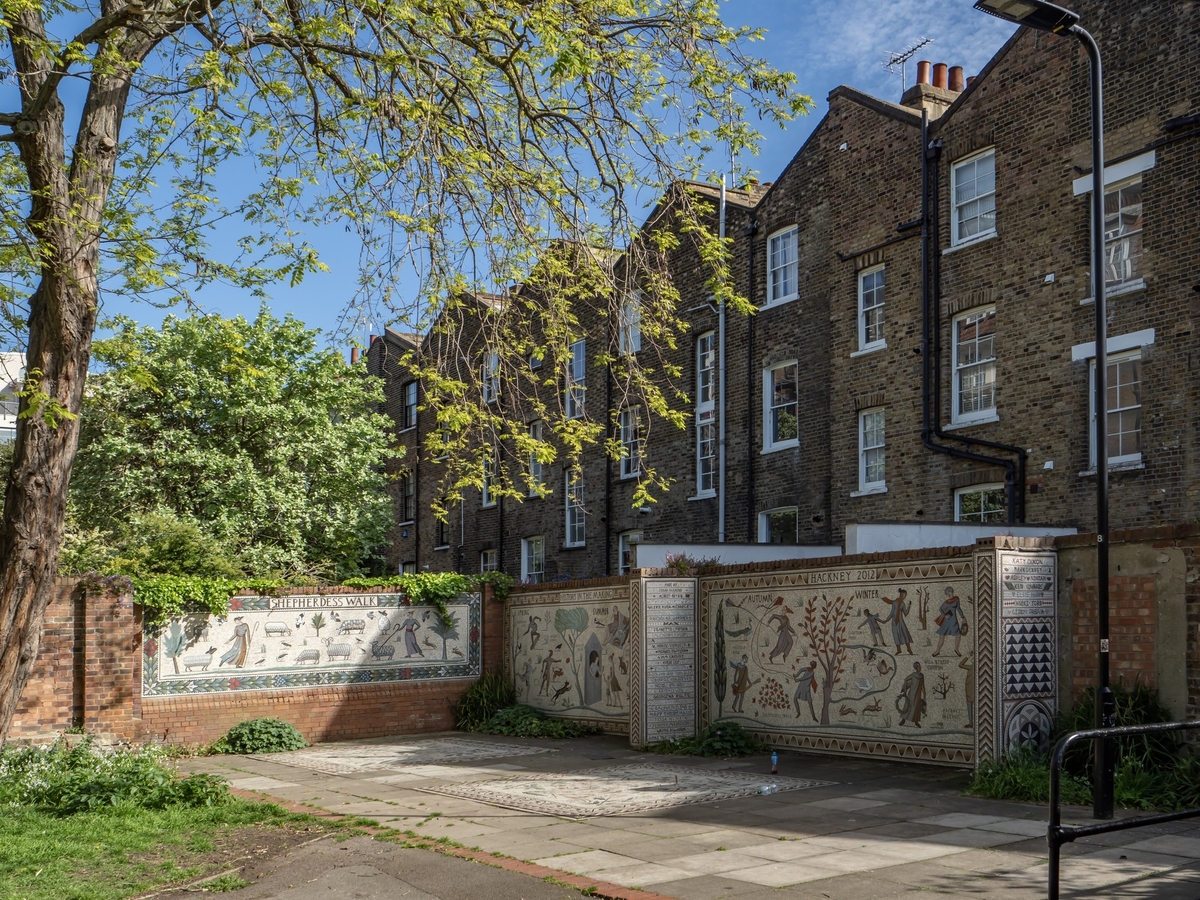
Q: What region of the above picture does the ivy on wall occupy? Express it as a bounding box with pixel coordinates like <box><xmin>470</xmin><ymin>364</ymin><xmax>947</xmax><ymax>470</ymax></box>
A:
<box><xmin>101</xmin><ymin>570</ymin><xmax>517</xmax><ymax>629</ymax></box>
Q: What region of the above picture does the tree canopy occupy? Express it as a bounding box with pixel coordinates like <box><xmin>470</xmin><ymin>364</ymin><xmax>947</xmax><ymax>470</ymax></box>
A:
<box><xmin>0</xmin><ymin>0</ymin><xmax>808</xmax><ymax>738</ymax></box>
<box><xmin>64</xmin><ymin>311</ymin><xmax>394</xmax><ymax>579</ymax></box>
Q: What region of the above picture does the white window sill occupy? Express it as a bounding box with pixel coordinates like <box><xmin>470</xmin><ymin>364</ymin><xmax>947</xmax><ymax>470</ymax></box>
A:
<box><xmin>1078</xmin><ymin>459</ymin><xmax>1144</xmax><ymax>476</ymax></box>
<box><xmin>481</xmin><ymin>503</ymin><xmax>496</xmax><ymax>510</ymax></box>
<box><xmin>944</xmin><ymin>413</ymin><xmax>1000</xmax><ymax>431</ymax></box>
<box><xmin>850</xmin><ymin>485</ymin><xmax>888</xmax><ymax>498</ymax></box>
<box><xmin>850</xmin><ymin>341</ymin><xmax>887</xmax><ymax>358</ymax></box>
<box><xmin>943</xmin><ymin>231</ymin><xmax>997</xmax><ymax>255</ymax></box>
<box><xmin>562</xmin><ymin>543</ymin><xmax>586</xmax><ymax>550</ymax></box>
<box><xmin>1080</xmin><ymin>278</ymin><xmax>1147</xmax><ymax>305</ymax></box>
<box><xmin>761</xmin><ymin>295</ymin><xmax>799</xmax><ymax>310</ymax></box>
<box><xmin>619</xmin><ymin>472</ymin><xmax>642</xmax><ymax>481</ymax></box>
<box><xmin>688</xmin><ymin>492</ymin><xmax>717</xmax><ymax>502</ymax></box>
<box><xmin>399</xmin><ymin>425</ymin><xmax>417</xmax><ymax>434</ymax></box>
<box><xmin>433</xmin><ymin>544</ymin><xmax>450</xmax><ymax>551</ymax></box>
<box><xmin>398</xmin><ymin>519</ymin><xmax>415</xmax><ymax>527</ymax></box>
<box><xmin>762</xmin><ymin>440</ymin><xmax>800</xmax><ymax>455</ymax></box>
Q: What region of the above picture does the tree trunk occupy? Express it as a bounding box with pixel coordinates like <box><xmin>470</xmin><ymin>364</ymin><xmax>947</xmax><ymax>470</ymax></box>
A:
<box><xmin>0</xmin><ymin>10</ymin><xmax>141</xmax><ymax>741</ymax></box>
<box><xmin>820</xmin><ymin>665</ymin><xmax>833</xmax><ymax>726</ymax></box>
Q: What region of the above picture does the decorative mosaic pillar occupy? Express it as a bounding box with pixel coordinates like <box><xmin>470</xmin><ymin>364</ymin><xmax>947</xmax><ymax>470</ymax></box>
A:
<box><xmin>974</xmin><ymin>538</ymin><xmax>1058</xmax><ymax>763</ymax></box>
<box><xmin>630</xmin><ymin>576</ymin><xmax>698</xmax><ymax>747</ymax></box>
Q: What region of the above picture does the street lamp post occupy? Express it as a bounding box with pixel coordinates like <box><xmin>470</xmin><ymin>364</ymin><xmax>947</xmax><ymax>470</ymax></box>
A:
<box><xmin>972</xmin><ymin>0</ymin><xmax>1115</xmax><ymax>820</ymax></box>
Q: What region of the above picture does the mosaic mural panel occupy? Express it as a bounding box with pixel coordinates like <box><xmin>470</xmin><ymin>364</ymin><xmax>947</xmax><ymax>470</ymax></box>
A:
<box><xmin>142</xmin><ymin>592</ymin><xmax>480</xmax><ymax>696</ymax></box>
<box><xmin>997</xmin><ymin>550</ymin><xmax>1058</xmax><ymax>755</ymax></box>
<box><xmin>630</xmin><ymin>577</ymin><xmax>698</xmax><ymax>746</ymax></box>
<box><xmin>420</xmin><ymin>762</ymin><xmax>831</xmax><ymax>816</ymax></box>
<box><xmin>506</xmin><ymin>585</ymin><xmax>631</xmax><ymax>732</ymax></box>
<box><xmin>699</xmin><ymin>560</ymin><xmax>976</xmax><ymax>767</ymax></box>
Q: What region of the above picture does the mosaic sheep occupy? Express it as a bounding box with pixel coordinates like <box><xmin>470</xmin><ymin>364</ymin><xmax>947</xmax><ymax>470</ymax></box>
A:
<box><xmin>323</xmin><ymin>639</ymin><xmax>352</xmax><ymax>662</ymax></box>
<box><xmin>182</xmin><ymin>647</ymin><xmax>217</xmax><ymax>672</ymax></box>
<box><xmin>263</xmin><ymin>622</ymin><xmax>292</xmax><ymax>637</ymax></box>
<box><xmin>294</xmin><ymin>649</ymin><xmax>321</xmax><ymax>665</ymax></box>
<box><xmin>338</xmin><ymin>619</ymin><xmax>367</xmax><ymax>635</ymax></box>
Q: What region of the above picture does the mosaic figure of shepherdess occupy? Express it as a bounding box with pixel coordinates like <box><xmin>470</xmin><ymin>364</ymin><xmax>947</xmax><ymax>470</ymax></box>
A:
<box><xmin>219</xmin><ymin>617</ymin><xmax>251</xmax><ymax>668</ymax></box>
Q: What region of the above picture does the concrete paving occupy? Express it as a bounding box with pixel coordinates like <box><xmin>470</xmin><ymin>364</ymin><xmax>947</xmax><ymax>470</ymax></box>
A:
<box><xmin>181</xmin><ymin>732</ymin><xmax>1200</xmax><ymax>899</ymax></box>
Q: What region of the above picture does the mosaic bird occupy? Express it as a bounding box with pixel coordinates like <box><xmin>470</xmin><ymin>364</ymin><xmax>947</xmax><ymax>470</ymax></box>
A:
<box><xmin>276</xmin><ymin>652</ymin><xmax>289</xmax><ymax>661</ymax></box>
<box><xmin>254</xmin><ymin>659</ymin><xmax>266</xmax><ymax>666</ymax></box>
<box><xmin>280</xmin><ymin>642</ymin><xmax>291</xmax><ymax>648</ymax></box>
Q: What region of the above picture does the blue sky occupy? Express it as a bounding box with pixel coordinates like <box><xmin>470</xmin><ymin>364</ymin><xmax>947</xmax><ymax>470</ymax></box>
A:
<box><xmin>92</xmin><ymin>2</ymin><xmax>1018</xmax><ymax>350</ymax></box>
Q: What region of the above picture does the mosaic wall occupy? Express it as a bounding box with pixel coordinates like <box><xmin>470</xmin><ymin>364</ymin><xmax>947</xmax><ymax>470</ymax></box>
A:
<box><xmin>143</xmin><ymin>592</ymin><xmax>481</xmax><ymax>696</ymax></box>
<box><xmin>506</xmin><ymin>584</ymin><xmax>631</xmax><ymax>732</ymax></box>
<box><xmin>700</xmin><ymin>559</ymin><xmax>977</xmax><ymax>767</ymax></box>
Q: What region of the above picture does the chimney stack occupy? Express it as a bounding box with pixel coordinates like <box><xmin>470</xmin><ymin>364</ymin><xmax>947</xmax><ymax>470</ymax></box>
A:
<box><xmin>902</xmin><ymin>61</ymin><xmax>965</xmax><ymax>120</ymax></box>
<box><xmin>350</xmin><ymin>347</ymin><xmax>360</xmax><ymax>365</ymax></box>
<box><xmin>949</xmin><ymin>66</ymin><xmax>965</xmax><ymax>92</ymax></box>
<box><xmin>917</xmin><ymin>60</ymin><xmax>932</xmax><ymax>86</ymax></box>
<box><xmin>933</xmin><ymin>63</ymin><xmax>948</xmax><ymax>89</ymax></box>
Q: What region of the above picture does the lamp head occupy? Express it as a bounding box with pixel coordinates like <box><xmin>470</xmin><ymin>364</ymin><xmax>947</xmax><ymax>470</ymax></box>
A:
<box><xmin>973</xmin><ymin>0</ymin><xmax>1079</xmax><ymax>33</ymax></box>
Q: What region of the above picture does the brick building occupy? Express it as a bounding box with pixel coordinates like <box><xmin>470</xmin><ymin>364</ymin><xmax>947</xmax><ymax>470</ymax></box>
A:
<box><xmin>369</xmin><ymin>0</ymin><xmax>1200</xmax><ymax>580</ymax></box>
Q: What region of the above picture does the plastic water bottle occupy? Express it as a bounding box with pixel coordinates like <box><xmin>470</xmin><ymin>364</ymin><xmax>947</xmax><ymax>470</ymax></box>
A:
<box><xmin>757</xmin><ymin>784</ymin><xmax>778</xmax><ymax>795</ymax></box>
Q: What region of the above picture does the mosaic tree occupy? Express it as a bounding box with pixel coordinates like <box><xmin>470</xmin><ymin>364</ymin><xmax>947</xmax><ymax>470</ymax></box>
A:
<box><xmin>554</xmin><ymin>606</ymin><xmax>590</xmax><ymax>706</ymax></box>
<box><xmin>429</xmin><ymin>612</ymin><xmax>461</xmax><ymax>661</ymax></box>
<box><xmin>800</xmin><ymin>594</ymin><xmax>853</xmax><ymax>726</ymax></box>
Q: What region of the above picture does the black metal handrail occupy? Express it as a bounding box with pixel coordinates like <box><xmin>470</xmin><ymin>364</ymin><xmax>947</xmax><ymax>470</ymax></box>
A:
<box><xmin>1049</xmin><ymin>720</ymin><xmax>1200</xmax><ymax>899</ymax></box>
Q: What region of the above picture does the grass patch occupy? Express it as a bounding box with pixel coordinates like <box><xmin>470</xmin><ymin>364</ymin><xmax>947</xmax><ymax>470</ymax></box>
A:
<box><xmin>474</xmin><ymin>705</ymin><xmax>597</xmax><ymax>739</ymax></box>
<box><xmin>644</xmin><ymin>722</ymin><xmax>766</xmax><ymax>757</ymax></box>
<box><xmin>0</xmin><ymin>738</ymin><xmax>316</xmax><ymax>899</ymax></box>
<box><xmin>970</xmin><ymin>685</ymin><xmax>1200</xmax><ymax>811</ymax></box>
<box><xmin>201</xmin><ymin>872</ymin><xmax>252</xmax><ymax>892</ymax></box>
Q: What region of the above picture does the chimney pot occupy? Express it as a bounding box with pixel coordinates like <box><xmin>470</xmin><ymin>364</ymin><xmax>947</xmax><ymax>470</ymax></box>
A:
<box><xmin>350</xmin><ymin>347</ymin><xmax>360</xmax><ymax>364</ymax></box>
<box><xmin>967</xmin><ymin>75</ymin><xmax>977</xmax><ymax>88</ymax></box>
<box><xmin>369</xmin><ymin>333</ymin><xmax>378</xmax><ymax>345</ymax></box>
<box><xmin>917</xmin><ymin>60</ymin><xmax>932</xmax><ymax>85</ymax></box>
<box><xmin>949</xmin><ymin>66</ymin><xmax>965</xmax><ymax>92</ymax></box>
<box><xmin>933</xmin><ymin>63</ymin><xmax>948</xmax><ymax>90</ymax></box>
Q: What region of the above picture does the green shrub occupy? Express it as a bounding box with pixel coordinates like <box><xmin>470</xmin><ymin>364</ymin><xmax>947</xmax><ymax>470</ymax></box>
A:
<box><xmin>456</xmin><ymin>672</ymin><xmax>517</xmax><ymax>731</ymax></box>
<box><xmin>212</xmin><ymin>718</ymin><xmax>307</xmax><ymax>754</ymax></box>
<box><xmin>646</xmin><ymin>722</ymin><xmax>766</xmax><ymax>758</ymax></box>
<box><xmin>970</xmin><ymin>744</ymin><xmax>1091</xmax><ymax>806</ymax></box>
<box><xmin>478</xmin><ymin>705</ymin><xmax>596</xmax><ymax>738</ymax></box>
<box><xmin>0</xmin><ymin>739</ymin><xmax>231</xmax><ymax>815</ymax></box>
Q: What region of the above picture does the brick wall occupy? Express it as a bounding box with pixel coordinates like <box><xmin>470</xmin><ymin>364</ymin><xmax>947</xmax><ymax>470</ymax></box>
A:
<box><xmin>1069</xmin><ymin>575</ymin><xmax>1157</xmax><ymax>697</ymax></box>
<box><xmin>11</xmin><ymin>581</ymin><xmax>502</xmax><ymax>746</ymax></box>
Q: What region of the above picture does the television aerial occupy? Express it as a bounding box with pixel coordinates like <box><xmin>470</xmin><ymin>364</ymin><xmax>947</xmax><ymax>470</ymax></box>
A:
<box><xmin>883</xmin><ymin>38</ymin><xmax>934</xmax><ymax>90</ymax></box>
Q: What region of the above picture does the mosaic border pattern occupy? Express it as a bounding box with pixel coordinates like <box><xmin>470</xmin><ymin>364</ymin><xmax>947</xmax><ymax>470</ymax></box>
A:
<box><xmin>142</xmin><ymin>593</ymin><xmax>481</xmax><ymax>696</ymax></box>
<box><xmin>418</xmin><ymin>762</ymin><xmax>832</xmax><ymax>817</ymax></box>
<box><xmin>975</xmin><ymin>549</ymin><xmax>997</xmax><ymax>763</ymax></box>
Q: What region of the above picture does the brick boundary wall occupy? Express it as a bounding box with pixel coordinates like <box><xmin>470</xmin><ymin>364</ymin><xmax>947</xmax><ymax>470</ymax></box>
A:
<box><xmin>10</xmin><ymin>582</ymin><xmax>501</xmax><ymax>746</ymax></box>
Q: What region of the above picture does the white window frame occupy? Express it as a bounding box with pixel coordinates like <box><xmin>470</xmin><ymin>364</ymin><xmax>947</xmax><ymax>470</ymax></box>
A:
<box><xmin>951</xmin><ymin>307</ymin><xmax>997</xmax><ymax>426</ymax></box>
<box><xmin>521</xmin><ymin>536</ymin><xmax>545</xmax><ymax>584</ymax></box>
<box><xmin>619</xmin><ymin>293</ymin><xmax>642</xmax><ymax>353</ymax></box>
<box><xmin>401</xmin><ymin>380</ymin><xmax>418</xmax><ymax>431</ymax></box>
<box><xmin>762</xmin><ymin>361</ymin><xmax>800</xmax><ymax>452</ymax></box>
<box><xmin>565</xmin><ymin>339</ymin><xmax>586</xmax><ymax>419</ymax></box>
<box><xmin>758</xmin><ymin>507</ymin><xmax>799</xmax><ymax>544</ymax></box>
<box><xmin>564</xmin><ymin>469</ymin><xmax>585</xmax><ymax>547</ymax></box>
<box><xmin>480</xmin><ymin>548</ymin><xmax>498</xmax><ymax>573</ymax></box>
<box><xmin>619</xmin><ymin>406</ymin><xmax>643</xmax><ymax>479</ymax></box>
<box><xmin>1102</xmin><ymin>176</ymin><xmax>1144</xmax><ymax>291</ymax></box>
<box><xmin>527</xmin><ymin>420</ymin><xmax>544</xmax><ymax>497</ymax></box>
<box><xmin>955</xmin><ymin>484</ymin><xmax>1007</xmax><ymax>523</ymax></box>
<box><xmin>695</xmin><ymin>332</ymin><xmax>717</xmax><ymax>496</ymax></box>
<box><xmin>482</xmin><ymin>352</ymin><xmax>500</xmax><ymax>404</ymax></box>
<box><xmin>696</xmin><ymin>331</ymin><xmax>716</xmax><ymax>408</ymax></box>
<box><xmin>618</xmin><ymin>530</ymin><xmax>643</xmax><ymax>575</ymax></box>
<box><xmin>481</xmin><ymin>455</ymin><xmax>496</xmax><ymax>508</ymax></box>
<box><xmin>858</xmin><ymin>265</ymin><xmax>886</xmax><ymax>352</ymax></box>
<box><xmin>765</xmin><ymin>226</ymin><xmax>799</xmax><ymax>306</ymax></box>
<box><xmin>951</xmin><ymin>148</ymin><xmax>996</xmax><ymax>247</ymax></box>
<box><xmin>857</xmin><ymin>408</ymin><xmax>886</xmax><ymax>494</ymax></box>
<box><xmin>1090</xmin><ymin>349</ymin><xmax>1143</xmax><ymax>468</ymax></box>
<box><xmin>696</xmin><ymin>418</ymin><xmax>716</xmax><ymax>497</ymax></box>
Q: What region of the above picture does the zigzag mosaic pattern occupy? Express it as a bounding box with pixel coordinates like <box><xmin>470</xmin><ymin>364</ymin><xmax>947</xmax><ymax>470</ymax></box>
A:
<box><xmin>1004</xmin><ymin>621</ymin><xmax>1055</xmax><ymax>696</ymax></box>
<box><xmin>974</xmin><ymin>551</ymin><xmax>996</xmax><ymax>762</ymax></box>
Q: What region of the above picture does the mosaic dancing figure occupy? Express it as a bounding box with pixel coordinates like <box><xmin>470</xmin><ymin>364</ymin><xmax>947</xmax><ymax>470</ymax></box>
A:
<box><xmin>858</xmin><ymin>608</ymin><xmax>885</xmax><ymax>646</ymax></box>
<box><xmin>729</xmin><ymin>654</ymin><xmax>760</xmax><ymax>713</ymax></box>
<box><xmin>767</xmin><ymin>611</ymin><xmax>795</xmax><ymax>663</ymax></box>
<box><xmin>539</xmin><ymin>647</ymin><xmax>560</xmax><ymax>695</ymax></box>
<box><xmin>519</xmin><ymin>660</ymin><xmax>533</xmax><ymax>696</ymax></box>
<box><xmin>399</xmin><ymin>613</ymin><xmax>424</xmax><ymax>657</ymax></box>
<box><xmin>932</xmin><ymin>586</ymin><xmax>967</xmax><ymax>657</ymax></box>
<box><xmin>897</xmin><ymin>661</ymin><xmax>927</xmax><ymax>727</ymax></box>
<box><xmin>792</xmin><ymin>661</ymin><xmax>819</xmax><ymax>721</ymax></box>
<box><xmin>525</xmin><ymin>616</ymin><xmax>541</xmax><ymax>651</ymax></box>
<box><xmin>219</xmin><ymin>617</ymin><xmax>250</xmax><ymax>668</ymax></box>
<box><xmin>882</xmin><ymin>588</ymin><xmax>914</xmax><ymax>655</ymax></box>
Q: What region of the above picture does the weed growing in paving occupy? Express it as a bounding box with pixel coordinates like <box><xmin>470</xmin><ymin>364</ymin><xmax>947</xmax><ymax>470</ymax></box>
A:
<box><xmin>645</xmin><ymin>722</ymin><xmax>766</xmax><ymax>757</ymax></box>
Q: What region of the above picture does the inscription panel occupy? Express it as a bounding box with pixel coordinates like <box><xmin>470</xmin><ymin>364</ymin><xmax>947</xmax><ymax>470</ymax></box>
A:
<box><xmin>640</xmin><ymin>578</ymin><xmax>698</xmax><ymax>744</ymax></box>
